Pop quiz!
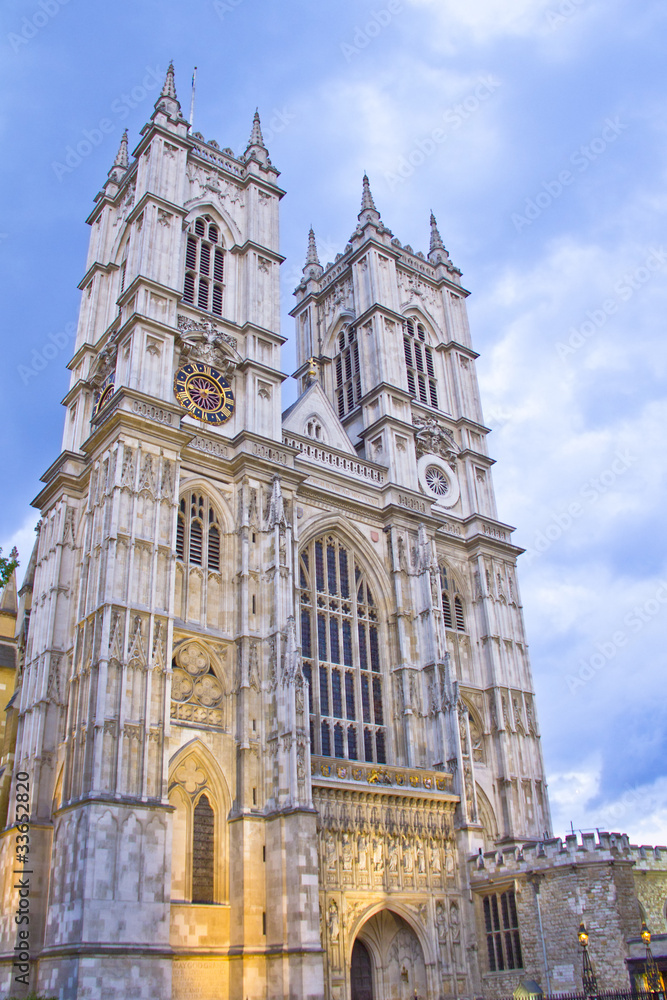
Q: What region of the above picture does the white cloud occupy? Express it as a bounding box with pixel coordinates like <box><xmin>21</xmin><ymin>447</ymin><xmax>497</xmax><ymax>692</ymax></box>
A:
<box><xmin>407</xmin><ymin>0</ymin><xmax>555</xmax><ymax>42</ymax></box>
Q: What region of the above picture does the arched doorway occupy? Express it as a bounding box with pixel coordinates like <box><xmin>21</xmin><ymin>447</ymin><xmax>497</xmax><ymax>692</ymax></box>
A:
<box><xmin>352</xmin><ymin>909</ymin><xmax>427</xmax><ymax>1000</ymax></box>
<box><xmin>351</xmin><ymin>939</ymin><xmax>373</xmax><ymax>1000</ymax></box>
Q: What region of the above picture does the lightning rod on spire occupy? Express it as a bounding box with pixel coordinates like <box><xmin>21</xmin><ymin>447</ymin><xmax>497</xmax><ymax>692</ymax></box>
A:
<box><xmin>189</xmin><ymin>67</ymin><xmax>197</xmax><ymax>126</ymax></box>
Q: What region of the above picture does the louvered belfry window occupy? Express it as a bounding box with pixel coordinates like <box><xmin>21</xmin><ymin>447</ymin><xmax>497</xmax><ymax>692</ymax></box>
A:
<box><xmin>183</xmin><ymin>215</ymin><xmax>225</xmax><ymax>317</ymax></box>
<box><xmin>176</xmin><ymin>493</ymin><xmax>221</xmax><ymax>572</ymax></box>
<box><xmin>441</xmin><ymin>566</ymin><xmax>466</xmax><ymax>632</ymax></box>
<box><xmin>300</xmin><ymin>535</ymin><xmax>387</xmax><ymax>764</ymax></box>
<box><xmin>335</xmin><ymin>326</ymin><xmax>361</xmax><ymax>418</ymax></box>
<box><xmin>404</xmin><ymin>318</ymin><xmax>438</xmax><ymax>408</ymax></box>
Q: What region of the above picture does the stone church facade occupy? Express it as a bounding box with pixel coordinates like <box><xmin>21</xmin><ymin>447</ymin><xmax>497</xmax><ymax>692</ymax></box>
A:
<box><xmin>0</xmin><ymin>66</ymin><xmax>665</xmax><ymax>1000</ymax></box>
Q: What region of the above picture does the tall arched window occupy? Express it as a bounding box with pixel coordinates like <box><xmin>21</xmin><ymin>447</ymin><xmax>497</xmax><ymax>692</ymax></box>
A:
<box><xmin>404</xmin><ymin>318</ymin><xmax>438</xmax><ymax>408</ymax></box>
<box><xmin>183</xmin><ymin>215</ymin><xmax>225</xmax><ymax>317</ymax></box>
<box><xmin>192</xmin><ymin>793</ymin><xmax>215</xmax><ymax>903</ymax></box>
<box><xmin>177</xmin><ymin>493</ymin><xmax>221</xmax><ymax>572</ymax></box>
<box><xmin>441</xmin><ymin>565</ymin><xmax>466</xmax><ymax>632</ymax></box>
<box><xmin>335</xmin><ymin>326</ymin><xmax>361</xmax><ymax>418</ymax></box>
<box><xmin>299</xmin><ymin>535</ymin><xmax>386</xmax><ymax>763</ymax></box>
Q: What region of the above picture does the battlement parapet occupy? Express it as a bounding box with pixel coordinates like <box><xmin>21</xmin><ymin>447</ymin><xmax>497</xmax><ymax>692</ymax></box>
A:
<box><xmin>469</xmin><ymin>831</ymin><xmax>667</xmax><ymax>881</ymax></box>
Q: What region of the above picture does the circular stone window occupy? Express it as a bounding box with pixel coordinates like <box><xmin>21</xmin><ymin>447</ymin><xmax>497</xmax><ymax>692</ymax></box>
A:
<box><xmin>417</xmin><ymin>454</ymin><xmax>460</xmax><ymax>508</ymax></box>
<box><xmin>424</xmin><ymin>466</ymin><xmax>450</xmax><ymax>496</ymax></box>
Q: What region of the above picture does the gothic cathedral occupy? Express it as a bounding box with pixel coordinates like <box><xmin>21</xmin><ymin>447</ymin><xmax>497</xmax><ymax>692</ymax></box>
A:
<box><xmin>2</xmin><ymin>65</ymin><xmax>662</xmax><ymax>1000</ymax></box>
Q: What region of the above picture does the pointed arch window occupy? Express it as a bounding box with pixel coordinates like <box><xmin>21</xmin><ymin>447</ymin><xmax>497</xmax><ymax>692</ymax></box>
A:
<box><xmin>441</xmin><ymin>566</ymin><xmax>466</xmax><ymax>632</ymax></box>
<box><xmin>404</xmin><ymin>318</ymin><xmax>438</xmax><ymax>409</ymax></box>
<box><xmin>299</xmin><ymin>535</ymin><xmax>387</xmax><ymax>763</ymax></box>
<box><xmin>183</xmin><ymin>215</ymin><xmax>225</xmax><ymax>317</ymax></box>
<box><xmin>192</xmin><ymin>793</ymin><xmax>215</xmax><ymax>903</ymax></box>
<box><xmin>176</xmin><ymin>493</ymin><xmax>221</xmax><ymax>572</ymax></box>
<box><xmin>335</xmin><ymin>326</ymin><xmax>361</xmax><ymax>418</ymax></box>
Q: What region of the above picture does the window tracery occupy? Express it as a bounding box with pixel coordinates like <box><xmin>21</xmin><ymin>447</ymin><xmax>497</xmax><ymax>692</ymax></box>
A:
<box><xmin>299</xmin><ymin>535</ymin><xmax>386</xmax><ymax>763</ymax></box>
<box><xmin>334</xmin><ymin>326</ymin><xmax>361</xmax><ymax>418</ymax></box>
<box><xmin>171</xmin><ymin>642</ymin><xmax>225</xmax><ymax>729</ymax></box>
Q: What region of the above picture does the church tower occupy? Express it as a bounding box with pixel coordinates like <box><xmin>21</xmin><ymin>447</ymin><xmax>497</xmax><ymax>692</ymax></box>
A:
<box><xmin>0</xmin><ymin>67</ymin><xmax>553</xmax><ymax>1000</ymax></box>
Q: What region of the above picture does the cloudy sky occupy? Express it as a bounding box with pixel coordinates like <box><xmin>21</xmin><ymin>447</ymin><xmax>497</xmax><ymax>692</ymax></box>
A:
<box><xmin>1</xmin><ymin>0</ymin><xmax>665</xmax><ymax>844</ymax></box>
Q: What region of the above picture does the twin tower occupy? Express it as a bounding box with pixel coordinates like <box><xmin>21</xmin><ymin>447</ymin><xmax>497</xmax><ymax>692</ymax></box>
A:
<box><xmin>0</xmin><ymin>66</ymin><xmax>551</xmax><ymax>1000</ymax></box>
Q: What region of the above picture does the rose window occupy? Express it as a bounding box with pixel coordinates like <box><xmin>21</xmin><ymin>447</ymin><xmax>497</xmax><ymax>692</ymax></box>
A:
<box><xmin>424</xmin><ymin>466</ymin><xmax>449</xmax><ymax>496</ymax></box>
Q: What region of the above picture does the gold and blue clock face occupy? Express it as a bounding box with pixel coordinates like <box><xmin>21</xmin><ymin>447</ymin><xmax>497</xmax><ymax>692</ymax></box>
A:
<box><xmin>174</xmin><ymin>362</ymin><xmax>234</xmax><ymax>425</ymax></box>
<box><xmin>92</xmin><ymin>374</ymin><xmax>115</xmax><ymax>420</ymax></box>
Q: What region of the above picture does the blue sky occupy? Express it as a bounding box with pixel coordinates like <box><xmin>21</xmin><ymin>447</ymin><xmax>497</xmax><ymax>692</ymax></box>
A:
<box><xmin>1</xmin><ymin>0</ymin><xmax>666</xmax><ymax>843</ymax></box>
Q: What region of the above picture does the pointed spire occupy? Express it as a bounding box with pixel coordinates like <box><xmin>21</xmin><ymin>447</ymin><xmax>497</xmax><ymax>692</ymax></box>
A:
<box><xmin>161</xmin><ymin>61</ymin><xmax>177</xmax><ymax>100</ymax></box>
<box><xmin>250</xmin><ymin>108</ymin><xmax>265</xmax><ymax>148</ymax></box>
<box><xmin>306</xmin><ymin>227</ymin><xmax>320</xmax><ymax>266</ymax></box>
<box><xmin>429</xmin><ymin>212</ymin><xmax>445</xmax><ymax>252</ymax></box>
<box><xmin>0</xmin><ymin>569</ymin><xmax>18</xmax><ymax>616</ymax></box>
<box><xmin>360</xmin><ymin>173</ymin><xmax>377</xmax><ymax>213</ymax></box>
<box><xmin>428</xmin><ymin>211</ymin><xmax>452</xmax><ymax>265</ymax></box>
<box><xmin>302</xmin><ymin>227</ymin><xmax>323</xmax><ymax>280</ymax></box>
<box><xmin>244</xmin><ymin>108</ymin><xmax>269</xmax><ymax>165</ymax></box>
<box><xmin>106</xmin><ymin>130</ymin><xmax>129</xmax><ymax>186</ymax></box>
<box><xmin>357</xmin><ymin>173</ymin><xmax>382</xmax><ymax>227</ymax></box>
<box><xmin>153</xmin><ymin>61</ymin><xmax>182</xmax><ymax>121</ymax></box>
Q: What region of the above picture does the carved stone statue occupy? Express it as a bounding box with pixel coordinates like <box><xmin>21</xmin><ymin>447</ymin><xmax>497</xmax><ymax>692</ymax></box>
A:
<box><xmin>328</xmin><ymin>900</ymin><xmax>340</xmax><ymax>942</ymax></box>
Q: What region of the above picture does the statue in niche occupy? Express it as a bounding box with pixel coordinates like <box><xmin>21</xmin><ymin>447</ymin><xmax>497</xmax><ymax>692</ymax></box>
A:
<box><xmin>358</xmin><ymin>834</ymin><xmax>368</xmax><ymax>870</ymax></box>
<box><xmin>430</xmin><ymin>840</ymin><xmax>442</xmax><ymax>874</ymax></box>
<box><xmin>436</xmin><ymin>901</ymin><xmax>447</xmax><ymax>942</ymax></box>
<box><xmin>388</xmin><ymin>837</ymin><xmax>399</xmax><ymax>874</ymax></box>
<box><xmin>445</xmin><ymin>849</ymin><xmax>455</xmax><ymax>878</ymax></box>
<box><xmin>416</xmin><ymin>839</ymin><xmax>426</xmax><ymax>874</ymax></box>
<box><xmin>373</xmin><ymin>838</ymin><xmax>384</xmax><ymax>873</ymax></box>
<box><xmin>325</xmin><ymin>832</ymin><xmax>337</xmax><ymax>870</ymax></box>
<box><xmin>328</xmin><ymin>900</ymin><xmax>340</xmax><ymax>942</ymax></box>
<box><xmin>402</xmin><ymin>839</ymin><xmax>413</xmax><ymax>874</ymax></box>
<box><xmin>342</xmin><ymin>834</ymin><xmax>353</xmax><ymax>871</ymax></box>
<box><xmin>450</xmin><ymin>901</ymin><xmax>461</xmax><ymax>944</ymax></box>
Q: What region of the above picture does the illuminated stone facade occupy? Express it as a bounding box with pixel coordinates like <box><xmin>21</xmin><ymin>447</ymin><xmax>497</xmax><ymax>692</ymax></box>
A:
<box><xmin>0</xmin><ymin>66</ymin><xmax>665</xmax><ymax>1000</ymax></box>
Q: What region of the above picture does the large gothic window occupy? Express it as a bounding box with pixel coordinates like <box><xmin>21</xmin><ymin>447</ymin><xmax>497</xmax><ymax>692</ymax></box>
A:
<box><xmin>192</xmin><ymin>793</ymin><xmax>215</xmax><ymax>903</ymax></box>
<box><xmin>299</xmin><ymin>535</ymin><xmax>386</xmax><ymax>763</ymax></box>
<box><xmin>441</xmin><ymin>565</ymin><xmax>466</xmax><ymax>632</ymax></box>
<box><xmin>403</xmin><ymin>318</ymin><xmax>438</xmax><ymax>409</ymax></box>
<box><xmin>183</xmin><ymin>215</ymin><xmax>225</xmax><ymax>317</ymax></box>
<box><xmin>335</xmin><ymin>326</ymin><xmax>361</xmax><ymax>418</ymax></box>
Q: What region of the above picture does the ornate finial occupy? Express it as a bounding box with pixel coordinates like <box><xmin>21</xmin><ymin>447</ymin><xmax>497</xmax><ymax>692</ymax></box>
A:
<box><xmin>306</xmin><ymin>228</ymin><xmax>320</xmax><ymax>266</ymax></box>
<box><xmin>302</xmin><ymin>227</ymin><xmax>323</xmax><ymax>279</ymax></box>
<box><xmin>358</xmin><ymin>173</ymin><xmax>381</xmax><ymax>227</ymax></box>
<box><xmin>249</xmin><ymin>108</ymin><xmax>265</xmax><ymax>148</ymax></box>
<box><xmin>306</xmin><ymin>357</ymin><xmax>319</xmax><ymax>382</ymax></box>
<box><xmin>107</xmin><ymin>129</ymin><xmax>129</xmax><ymax>185</ymax></box>
<box><xmin>429</xmin><ymin>212</ymin><xmax>445</xmax><ymax>252</ymax></box>
<box><xmin>162</xmin><ymin>61</ymin><xmax>177</xmax><ymax>99</ymax></box>
<box><xmin>244</xmin><ymin>109</ymin><xmax>270</xmax><ymax>165</ymax></box>
<box><xmin>360</xmin><ymin>173</ymin><xmax>377</xmax><ymax>213</ymax></box>
<box><xmin>428</xmin><ymin>211</ymin><xmax>451</xmax><ymax>265</ymax></box>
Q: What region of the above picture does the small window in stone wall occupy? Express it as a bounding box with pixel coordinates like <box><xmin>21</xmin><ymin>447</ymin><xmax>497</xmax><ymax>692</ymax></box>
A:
<box><xmin>483</xmin><ymin>889</ymin><xmax>523</xmax><ymax>971</ymax></box>
<box><xmin>192</xmin><ymin>793</ymin><xmax>215</xmax><ymax>903</ymax></box>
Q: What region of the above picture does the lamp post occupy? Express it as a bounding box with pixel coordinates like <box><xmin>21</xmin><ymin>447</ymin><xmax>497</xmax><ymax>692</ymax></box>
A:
<box><xmin>578</xmin><ymin>922</ymin><xmax>599</xmax><ymax>998</ymax></box>
<box><xmin>641</xmin><ymin>921</ymin><xmax>665</xmax><ymax>998</ymax></box>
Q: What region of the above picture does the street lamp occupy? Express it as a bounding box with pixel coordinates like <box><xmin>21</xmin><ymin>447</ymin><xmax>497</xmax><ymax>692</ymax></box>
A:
<box><xmin>578</xmin><ymin>922</ymin><xmax>599</xmax><ymax>998</ymax></box>
<box><xmin>640</xmin><ymin>921</ymin><xmax>665</xmax><ymax>998</ymax></box>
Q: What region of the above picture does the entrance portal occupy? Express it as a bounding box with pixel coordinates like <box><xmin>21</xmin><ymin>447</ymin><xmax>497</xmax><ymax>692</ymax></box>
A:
<box><xmin>351</xmin><ymin>939</ymin><xmax>373</xmax><ymax>1000</ymax></box>
<box><xmin>352</xmin><ymin>909</ymin><xmax>427</xmax><ymax>1000</ymax></box>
